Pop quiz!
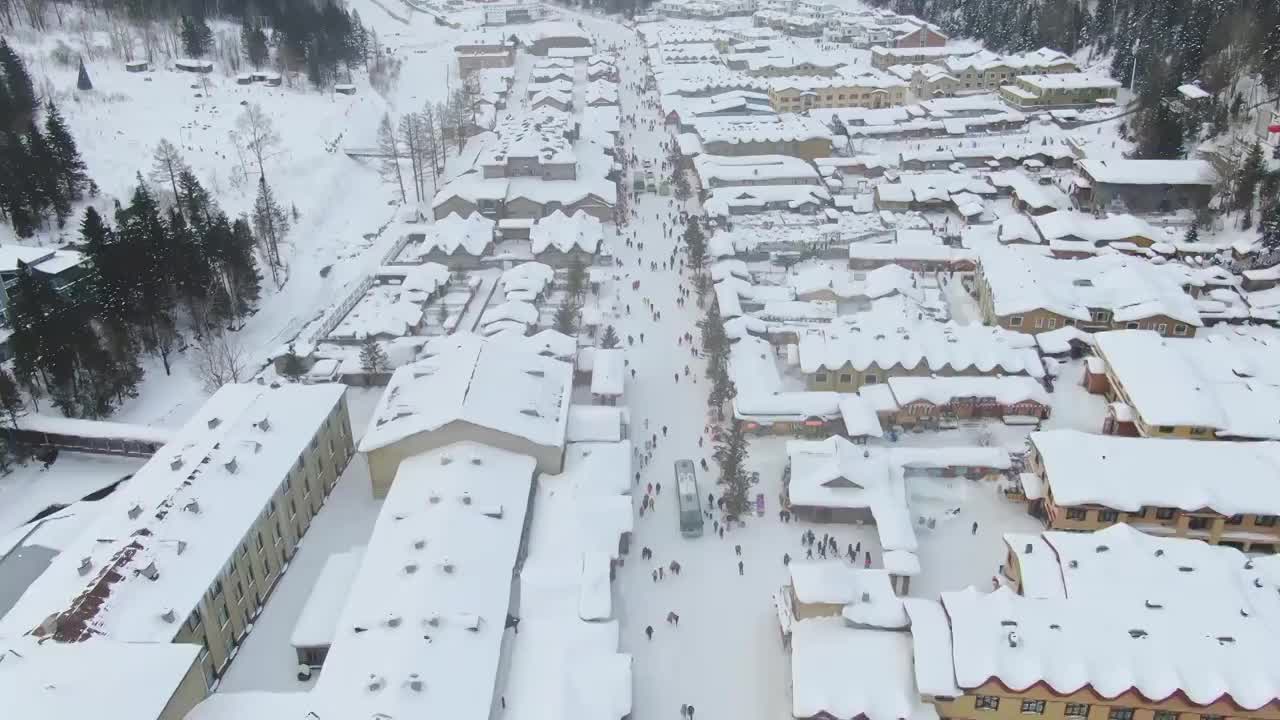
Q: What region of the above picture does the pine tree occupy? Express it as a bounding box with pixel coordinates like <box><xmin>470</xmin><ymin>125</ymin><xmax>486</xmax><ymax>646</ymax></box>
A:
<box><xmin>600</xmin><ymin>324</ymin><xmax>619</xmax><ymax>349</ymax></box>
<box><xmin>43</xmin><ymin>101</ymin><xmax>91</xmax><ymax>202</ymax></box>
<box><xmin>712</xmin><ymin>418</ymin><xmax>750</xmax><ymax>517</ymax></box>
<box><xmin>554</xmin><ymin>300</ymin><xmax>579</xmax><ymax>335</ymax></box>
<box><xmin>180</xmin><ymin>16</ymin><xmax>214</xmax><ymax>58</ymax></box>
<box><xmin>280</xmin><ymin>343</ymin><xmax>306</xmax><ymax>381</ymax></box>
<box><xmin>241</xmin><ymin>22</ymin><xmax>269</xmax><ymax>69</ymax></box>
<box><xmin>0</xmin><ymin>129</ymin><xmax>37</xmax><ymax>236</ymax></box>
<box><xmin>76</xmin><ymin>58</ymin><xmax>93</xmax><ymax>91</ymax></box>
<box><xmin>359</xmin><ymin>335</ymin><xmax>389</xmax><ymax>373</ymax></box>
<box><xmin>566</xmin><ymin>257</ymin><xmax>587</xmax><ymax>300</ymax></box>
<box><xmin>26</xmin><ymin>122</ymin><xmax>67</xmax><ymax>226</ymax></box>
<box><xmin>1262</xmin><ymin>203</ymin><xmax>1280</xmax><ymax>252</ymax></box>
<box><xmin>0</xmin><ymin>38</ymin><xmax>37</xmax><ymax>128</ymax></box>
<box><xmin>1235</xmin><ymin>142</ymin><xmax>1266</xmax><ymax>212</ymax></box>
<box><xmin>253</xmin><ymin>177</ymin><xmax>289</xmax><ymax>287</ymax></box>
<box><xmin>684</xmin><ymin>221</ymin><xmax>706</xmax><ymax>274</ymax></box>
<box><xmin>1184</xmin><ymin>222</ymin><xmax>1199</xmax><ymax>245</ymax></box>
<box><xmin>0</xmin><ymin>367</ymin><xmax>25</xmax><ymax>430</ymax></box>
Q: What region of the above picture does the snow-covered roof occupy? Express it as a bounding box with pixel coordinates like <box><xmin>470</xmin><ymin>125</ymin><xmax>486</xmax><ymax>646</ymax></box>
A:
<box><xmin>1032</xmin><ymin>211</ymin><xmax>1167</xmax><ymax>245</ymax></box>
<box><xmin>693</xmin><ymin>153</ymin><xmax>819</xmax><ymax>185</ymax></box>
<box><xmin>886</xmin><ymin>376</ymin><xmax>1048</xmax><ymax>407</ymax></box>
<box><xmin>15</xmin><ymin>414</ymin><xmax>174</xmax><ymax>446</ymax></box>
<box><xmin>789</xmin><ymin>562</ymin><xmax>907</xmax><ymax>629</ymax></box>
<box><xmin>566</xmin><ymin>405</ymin><xmax>624</xmax><ymax>443</ymax></box>
<box><xmin>977</xmin><ymin>245</ymin><xmax>1202</xmax><ymax>325</ymax></box>
<box><xmin>530</xmin><ymin>210</ymin><xmax>603</xmax><ymax>255</ymax></box>
<box><xmin>1178</xmin><ymin>83</ymin><xmax>1211</xmax><ymax>100</ymax></box>
<box><xmin>901</xmin><ymin>598</ymin><xmax>963</xmax><ymax>698</ymax></box>
<box><xmin>797</xmin><ymin>319</ymin><xmax>1043</xmax><ymax>377</ymax></box>
<box><xmin>882</xmin><ymin>549</ymin><xmax>920</xmax><ymax>576</ymax></box>
<box><xmin>791</xmin><ymin>617</ymin><xmax>939</xmax><ymax>720</ymax></box>
<box><xmin>0</xmin><ymin>383</ymin><xmax>346</xmax><ymax>644</ymax></box>
<box><xmin>790</xmin><ymin>263</ymin><xmax>918</xmax><ymax>302</ymax></box>
<box><xmin>291</xmin><ymin>547</ymin><xmax>364</xmax><ymax>649</ymax></box>
<box><xmin>704</xmin><ymin>184</ymin><xmax>831</xmax><ymax>216</ymax></box>
<box><xmin>591</xmin><ymin>348</ymin><xmax>625</xmax><ymax>397</ymax></box>
<box><xmin>407</xmin><ymin>213</ymin><xmax>496</xmax><ymax>257</ymax></box>
<box><xmin>838</xmin><ymin>395</ymin><xmax>884</xmax><ymax>437</ymax></box>
<box><xmin>313</xmin><ymin>442</ymin><xmax>535</xmax><ymax>720</ymax></box>
<box><xmin>1014</xmin><ymin>72</ymin><xmax>1121</xmax><ymax>90</ymax></box>
<box><xmin>694</xmin><ymin>113</ymin><xmax>833</xmax><ymax>145</ymax></box>
<box><xmin>942</xmin><ymin>584</ymin><xmax>1280</xmax><ymax>709</ymax></box>
<box><xmin>360</xmin><ymin>335</ymin><xmax>572</xmax><ymax>453</ymax></box>
<box><xmin>1093</xmin><ymin>329</ymin><xmax>1280</xmax><ymax>438</ymax></box>
<box><xmin>1078</xmin><ymin>159</ymin><xmax>1217</xmax><ymax>187</ymax></box>
<box><xmin>0</xmin><ymin>636</ymin><xmax>201</xmax><ymax>719</ymax></box>
<box><xmin>942</xmin><ymin>47</ymin><xmax>1073</xmax><ymax>75</ymax></box>
<box><xmin>1033</xmin><ymin>325</ymin><xmax>1095</xmax><ymax>354</ymax></box>
<box><xmin>786</xmin><ymin>437</ymin><xmax>917</xmax><ymax>551</ymax></box>
<box><xmin>1031</xmin><ymin>429</ymin><xmax>1280</xmax><ymax>516</ymax></box>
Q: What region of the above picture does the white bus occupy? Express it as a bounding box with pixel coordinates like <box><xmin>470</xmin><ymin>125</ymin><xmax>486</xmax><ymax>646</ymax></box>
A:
<box><xmin>675</xmin><ymin>459</ymin><xmax>703</xmax><ymax>537</ymax></box>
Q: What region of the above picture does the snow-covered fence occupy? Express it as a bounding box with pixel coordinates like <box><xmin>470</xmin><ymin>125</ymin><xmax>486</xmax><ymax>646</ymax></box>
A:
<box><xmin>310</xmin><ymin>276</ymin><xmax>377</xmax><ymax>345</ymax></box>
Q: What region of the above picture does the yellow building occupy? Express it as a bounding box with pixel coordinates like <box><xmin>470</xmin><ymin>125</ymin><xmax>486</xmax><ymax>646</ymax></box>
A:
<box><xmin>1025</xmin><ymin>429</ymin><xmax>1280</xmax><ymax>552</ymax></box>
<box><xmin>998</xmin><ymin>73</ymin><xmax>1121</xmax><ymax>108</ymax></box>
<box><xmin>0</xmin><ymin>382</ymin><xmax>355</xmax><ymax>708</ymax></box>
<box><xmin>1091</xmin><ymin>329</ymin><xmax>1280</xmax><ymax>441</ymax></box>
<box><xmin>768</xmin><ymin>74</ymin><xmax>907</xmax><ymax>112</ymax></box>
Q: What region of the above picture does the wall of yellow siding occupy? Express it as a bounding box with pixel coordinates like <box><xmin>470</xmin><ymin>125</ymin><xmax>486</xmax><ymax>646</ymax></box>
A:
<box><xmin>937</xmin><ymin>681</ymin><xmax>1280</xmax><ymax>720</ymax></box>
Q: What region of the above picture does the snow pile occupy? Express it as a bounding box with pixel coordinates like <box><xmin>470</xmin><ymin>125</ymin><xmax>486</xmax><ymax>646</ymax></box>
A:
<box><xmin>1029</xmin><ymin>429</ymin><xmax>1280</xmax><ymax>516</ymax></box>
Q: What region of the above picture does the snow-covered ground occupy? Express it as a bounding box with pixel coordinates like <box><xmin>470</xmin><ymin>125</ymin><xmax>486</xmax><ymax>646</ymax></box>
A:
<box><xmin>0</xmin><ymin>452</ymin><xmax>142</xmax><ymax>535</ymax></box>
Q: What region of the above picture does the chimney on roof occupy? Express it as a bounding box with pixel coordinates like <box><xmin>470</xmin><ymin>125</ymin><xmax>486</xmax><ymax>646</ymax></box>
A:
<box><xmin>184</xmin><ymin>500</ymin><xmax>200</xmax><ymax>514</ymax></box>
<box><xmin>1006</xmin><ymin>630</ymin><xmax>1021</xmax><ymax>647</ymax></box>
<box><xmin>138</xmin><ymin>562</ymin><xmax>160</xmax><ymax>581</ymax></box>
<box><xmin>257</xmin><ymin>416</ymin><xmax>271</xmax><ymax>431</ymax></box>
<box><xmin>170</xmin><ymin>457</ymin><xmax>183</xmax><ymax>471</ymax></box>
<box><xmin>460</xmin><ymin>493</ymin><xmax>473</xmax><ymax>505</ymax></box>
<box><xmin>860</xmin><ymin>591</ymin><xmax>871</xmax><ymax>603</ymax></box>
<box><xmin>224</xmin><ymin>457</ymin><xmax>238</xmax><ymax>474</ymax></box>
<box><xmin>413</xmin><ymin>539</ymin><xmax>426</xmax><ymax>550</ymax></box>
<box><xmin>77</xmin><ymin>557</ymin><xmax>93</xmax><ymax>576</ymax></box>
<box><xmin>386</xmin><ymin>614</ymin><xmax>403</xmax><ymax>628</ymax></box>
<box><xmin>470</xmin><ymin>457</ymin><xmax>483</xmax><ymax>466</ymax></box>
<box><xmin>128</xmin><ymin>504</ymin><xmax>143</xmax><ymax>520</ymax></box>
<box><xmin>1024</xmin><ymin>543</ymin><xmax>1033</xmax><ymax>554</ymax></box>
<box><xmin>405</xmin><ymin>563</ymin><xmax>419</xmax><ymax>575</ymax></box>
<box><xmin>161</xmin><ymin>608</ymin><xmax>177</xmax><ymax>623</ymax></box>
<box><xmin>407</xmin><ymin>674</ymin><xmax>424</xmax><ymax>692</ymax></box>
<box><xmin>208</xmin><ymin>417</ymin><xmax>221</xmax><ymax>430</ymax></box>
<box><xmin>177</xmin><ymin>541</ymin><xmax>188</xmax><ymax>555</ymax></box>
<box><xmin>367</xmin><ymin>674</ymin><xmax>385</xmax><ymax>692</ymax></box>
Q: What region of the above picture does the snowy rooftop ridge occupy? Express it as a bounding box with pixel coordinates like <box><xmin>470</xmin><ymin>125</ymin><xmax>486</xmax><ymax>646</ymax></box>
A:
<box><xmin>360</xmin><ymin>334</ymin><xmax>573</xmax><ymax>453</ymax></box>
<box><xmin>797</xmin><ymin>318</ymin><xmax>1044</xmax><ymax>378</ymax></box>
<box><xmin>0</xmin><ymin>383</ymin><xmax>346</xmax><ymax>645</ymax></box>
<box><xmin>1029</xmin><ymin>429</ymin><xmax>1280</xmax><ymax>516</ymax></box>
<box><xmin>529</xmin><ymin>210</ymin><xmax>603</xmax><ymax>255</ymax></box>
<box><xmin>942</xmin><ymin>584</ymin><xmax>1280</xmax><ymax>709</ymax></box>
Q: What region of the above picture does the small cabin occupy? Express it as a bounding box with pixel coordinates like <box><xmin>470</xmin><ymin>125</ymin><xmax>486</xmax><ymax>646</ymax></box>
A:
<box><xmin>125</xmin><ymin>60</ymin><xmax>150</xmax><ymax>73</ymax></box>
<box><xmin>334</xmin><ymin>84</ymin><xmax>357</xmax><ymax>95</ymax></box>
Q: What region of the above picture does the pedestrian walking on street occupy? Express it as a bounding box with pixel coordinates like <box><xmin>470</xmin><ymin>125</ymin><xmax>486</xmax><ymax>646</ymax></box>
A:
<box><xmin>847</xmin><ymin>544</ymin><xmax>855</xmax><ymax>562</ymax></box>
<box><xmin>682</xmin><ymin>705</ymin><xmax>689</xmax><ymax>719</ymax></box>
<box><xmin>783</xmin><ymin>552</ymin><xmax>791</xmax><ymax>566</ymax></box>
<box><xmin>972</xmin><ymin>521</ymin><xmax>979</xmax><ymax>535</ymax></box>
<box><xmin>645</xmin><ymin>625</ymin><xmax>654</xmax><ymax>640</ymax></box>
<box><xmin>652</xmin><ymin>569</ymin><xmax>658</xmax><ymax>582</ymax></box>
<box><xmin>656</xmin><ymin>482</ymin><xmax>662</xmax><ymax>495</ymax></box>
<box><xmin>662</xmin><ymin>425</ymin><xmax>668</xmax><ymax>437</ymax></box>
<box><xmin>855</xmin><ymin>540</ymin><xmax>861</xmax><ymax>554</ymax></box>
<box><xmin>688</xmin><ymin>706</ymin><xmax>695</xmax><ymax>719</ymax></box>
<box><xmin>658</xmin><ymin>566</ymin><xmax>664</xmax><ymax>580</ymax></box>
<box><xmin>670</xmin><ymin>560</ymin><xmax>681</xmax><ymax>575</ymax></box>
<box><xmin>713</xmin><ymin>520</ymin><xmax>719</xmax><ymax>533</ymax></box>
<box><xmin>719</xmin><ymin>526</ymin><xmax>725</xmax><ymax>538</ymax></box>
<box><xmin>864</xmin><ymin>554</ymin><xmax>872</xmax><ymax>568</ymax></box>
<box><xmin>642</xmin><ymin>546</ymin><xmax>652</xmax><ymax>560</ymax></box>
<box><xmin>738</xmin><ymin>560</ymin><xmax>744</xmax><ymax>575</ymax></box>
<box><xmin>734</xmin><ymin>544</ymin><xmax>742</xmax><ymax>556</ymax></box>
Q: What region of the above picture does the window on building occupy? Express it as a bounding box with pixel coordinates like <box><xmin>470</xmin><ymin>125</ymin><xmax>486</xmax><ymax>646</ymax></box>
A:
<box><xmin>1189</xmin><ymin>427</ymin><xmax>1208</xmax><ymax>435</ymax></box>
<box><xmin>1188</xmin><ymin>517</ymin><xmax>1210</xmax><ymax>530</ymax></box>
<box><xmin>1009</xmin><ymin>316</ymin><xmax>1023</xmax><ymax>327</ymax></box>
<box><xmin>211</xmin><ymin>579</ymin><xmax>223</xmax><ymax>597</ymax></box>
<box><xmin>1156</xmin><ymin>507</ymin><xmax>1176</xmax><ymax>520</ymax></box>
<box><xmin>1065</xmin><ymin>704</ymin><xmax>1091</xmax><ymax>718</ymax></box>
<box><xmin>1020</xmin><ymin>700</ymin><xmax>1045</xmax><ymax>715</ymax></box>
<box><xmin>1226</xmin><ymin>514</ymin><xmax>1244</xmax><ymax>525</ymax></box>
<box><xmin>234</xmin><ymin>580</ymin><xmax>243</xmax><ymax>601</ymax></box>
<box><xmin>1156</xmin><ymin>323</ymin><xmax>1167</xmax><ymax>334</ymax></box>
<box><xmin>256</xmin><ymin>532</ymin><xmax>265</xmax><ymax>551</ymax></box>
<box><xmin>1066</xmin><ymin>508</ymin><xmax>1087</xmax><ymax>520</ymax></box>
<box><xmin>815</xmin><ymin>373</ymin><xmax>829</xmax><ymax>383</ymax></box>
<box><xmin>1157</xmin><ymin>426</ymin><xmax>1174</xmax><ymax>433</ymax></box>
<box><xmin>1047</xmin><ymin>318</ymin><xmax>1056</xmax><ymax>329</ymax></box>
<box><xmin>1125</xmin><ymin>322</ymin><xmax>1139</xmax><ymax>329</ymax></box>
<box><xmin>975</xmin><ymin>696</ymin><xmax>1000</xmax><ymax>711</ymax></box>
<box><xmin>1034</xmin><ymin>317</ymin><xmax>1044</xmax><ymax>329</ymax></box>
<box><xmin>217</xmin><ymin>603</ymin><xmax>230</xmax><ymax>629</ymax></box>
<box><xmin>1108</xmin><ymin>708</ymin><xmax>1134</xmax><ymax>720</ymax></box>
<box><xmin>186</xmin><ymin>610</ymin><xmax>202</xmax><ymax>633</ymax></box>
<box><xmin>1256</xmin><ymin>515</ymin><xmax>1278</xmax><ymax>527</ymax></box>
<box><xmin>1099</xmin><ymin>510</ymin><xmax>1118</xmax><ymax>522</ymax></box>
<box><xmin>1174</xmin><ymin>325</ymin><xmax>1188</xmax><ymax>336</ymax></box>
<box><xmin>864</xmin><ymin>374</ymin><xmax>878</xmax><ymax>385</ymax></box>
<box><xmin>1200</xmin><ymin>715</ymin><xmax>1222</xmax><ymax>720</ymax></box>
<box><xmin>289</xmin><ymin>498</ymin><xmax>297</xmax><ymax>518</ymax></box>
<box><xmin>839</xmin><ymin>373</ymin><xmax>852</xmax><ymax>384</ymax></box>
<box><xmin>275</xmin><ymin>519</ymin><xmax>284</xmax><ymax>541</ymax></box>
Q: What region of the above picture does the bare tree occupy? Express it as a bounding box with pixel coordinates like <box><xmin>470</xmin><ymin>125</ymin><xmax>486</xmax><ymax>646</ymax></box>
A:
<box><xmin>195</xmin><ymin>331</ymin><xmax>248</xmax><ymax>392</ymax></box>
<box><xmin>399</xmin><ymin>113</ymin><xmax>425</xmax><ymax>203</ymax></box>
<box><xmin>236</xmin><ymin>102</ymin><xmax>281</xmax><ymax>181</ymax></box>
<box><xmin>421</xmin><ymin>101</ymin><xmax>442</xmax><ymax>188</ymax></box>
<box><xmin>378</xmin><ymin>113</ymin><xmax>406</xmax><ymax>203</ymax></box>
<box><xmin>149</xmin><ymin>138</ymin><xmax>188</xmax><ymax>208</ymax></box>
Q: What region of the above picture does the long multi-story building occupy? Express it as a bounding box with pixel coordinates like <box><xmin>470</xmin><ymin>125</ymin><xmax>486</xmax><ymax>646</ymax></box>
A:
<box><xmin>0</xmin><ymin>382</ymin><xmax>354</xmax><ymax>698</ymax></box>
<box><xmin>767</xmin><ymin>72</ymin><xmax>908</xmax><ymax>111</ymax></box>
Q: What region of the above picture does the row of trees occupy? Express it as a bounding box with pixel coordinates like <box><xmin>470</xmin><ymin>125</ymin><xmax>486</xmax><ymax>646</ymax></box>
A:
<box><xmin>8</xmin><ymin>147</ymin><xmax>264</xmax><ymax>418</ymax></box>
<box><xmin>375</xmin><ymin>86</ymin><xmax>478</xmax><ymax>204</ymax></box>
<box><xmin>0</xmin><ymin>40</ymin><xmax>96</xmax><ymax>236</ymax></box>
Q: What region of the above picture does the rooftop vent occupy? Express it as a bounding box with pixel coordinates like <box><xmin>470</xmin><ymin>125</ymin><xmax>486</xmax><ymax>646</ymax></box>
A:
<box><xmin>224</xmin><ymin>457</ymin><xmax>238</xmax><ymax>474</ymax></box>
<box><xmin>1049</xmin><ymin>624</ymin><xmax>1061</xmax><ymax>630</ymax></box>
<box><xmin>207</xmin><ymin>417</ymin><xmax>221</xmax><ymax>430</ymax></box>
<box><xmin>1006</xmin><ymin>630</ymin><xmax>1020</xmax><ymax>648</ymax></box>
<box><xmin>138</xmin><ymin>562</ymin><xmax>160</xmax><ymax>581</ymax></box>
<box><xmin>77</xmin><ymin>557</ymin><xmax>93</xmax><ymax>576</ymax></box>
<box><xmin>1217</xmin><ymin>636</ymin><xmax>1235</xmax><ymax>644</ymax></box>
<box><xmin>183</xmin><ymin>500</ymin><xmax>200</xmax><ymax>514</ymax></box>
<box><xmin>177</xmin><ymin>541</ymin><xmax>187</xmax><ymax>555</ymax></box>
<box><xmin>429</xmin><ymin>495</ymin><xmax>441</xmax><ymax>504</ymax></box>
<box><xmin>385</xmin><ymin>615</ymin><xmax>402</xmax><ymax>629</ymax></box>
<box><xmin>470</xmin><ymin>457</ymin><xmax>483</xmax><ymax>466</ymax></box>
<box><xmin>440</xmin><ymin>456</ymin><xmax>453</xmax><ymax>466</ymax></box>
<box><xmin>1177</xmin><ymin>566</ymin><xmax>1194</xmax><ymax>573</ymax></box>
<box><xmin>1024</xmin><ymin>543</ymin><xmax>1033</xmax><ymax>554</ymax></box>
<box><xmin>460</xmin><ymin>494</ymin><xmax>473</xmax><ymax>505</ymax></box>
<box><xmin>1154</xmin><ymin>549</ymin><xmax>1165</xmax><ymax>557</ymax></box>
<box><xmin>860</xmin><ymin>591</ymin><xmax>871</xmax><ymax>603</ymax></box>
<box><xmin>161</xmin><ymin>608</ymin><xmax>177</xmax><ymax>623</ymax></box>
<box><xmin>1128</xmin><ymin>629</ymin><xmax>1147</xmax><ymax>639</ymax></box>
<box><xmin>257</xmin><ymin>416</ymin><xmax>271</xmax><ymax>431</ymax></box>
<box><xmin>128</xmin><ymin>504</ymin><xmax>143</xmax><ymax>520</ymax></box>
<box><xmin>1068</xmin><ymin>560</ymin><xmax>1078</xmax><ymax>569</ymax></box>
<box><xmin>999</xmin><ymin>620</ymin><xmax>1017</xmax><ymax>627</ymax></box>
<box><xmin>1255</xmin><ymin>578</ymin><xmax>1265</xmax><ymax>588</ymax></box>
<box><xmin>407</xmin><ymin>674</ymin><xmax>424</xmax><ymax>693</ymax></box>
<box><xmin>1144</xmin><ymin>600</ymin><xmax>1163</xmax><ymax>609</ymax></box>
<box><xmin>520</xmin><ymin>408</ymin><xmax>541</xmax><ymax>418</ymax></box>
<box><xmin>367</xmin><ymin>674</ymin><xmax>385</xmax><ymax>692</ymax></box>
<box><xmin>170</xmin><ymin>457</ymin><xmax>184</xmax><ymax>471</ymax></box>
<box><xmin>526</xmin><ymin>368</ymin><xmax>546</xmax><ymax>378</ymax></box>
<box><xmin>1095</xmin><ymin>544</ymin><xmax>1109</xmax><ymax>553</ymax></box>
<box><xmin>413</xmin><ymin>539</ymin><xmax>426</xmax><ymax>550</ymax></box>
<box><xmin>482</xmin><ymin>505</ymin><xmax>504</xmax><ymax>520</ymax></box>
<box><xmin>441</xmin><ymin>561</ymin><xmax>456</xmax><ymax>574</ymax></box>
<box><xmin>405</xmin><ymin>563</ymin><xmax>419</xmax><ymax>575</ymax></box>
